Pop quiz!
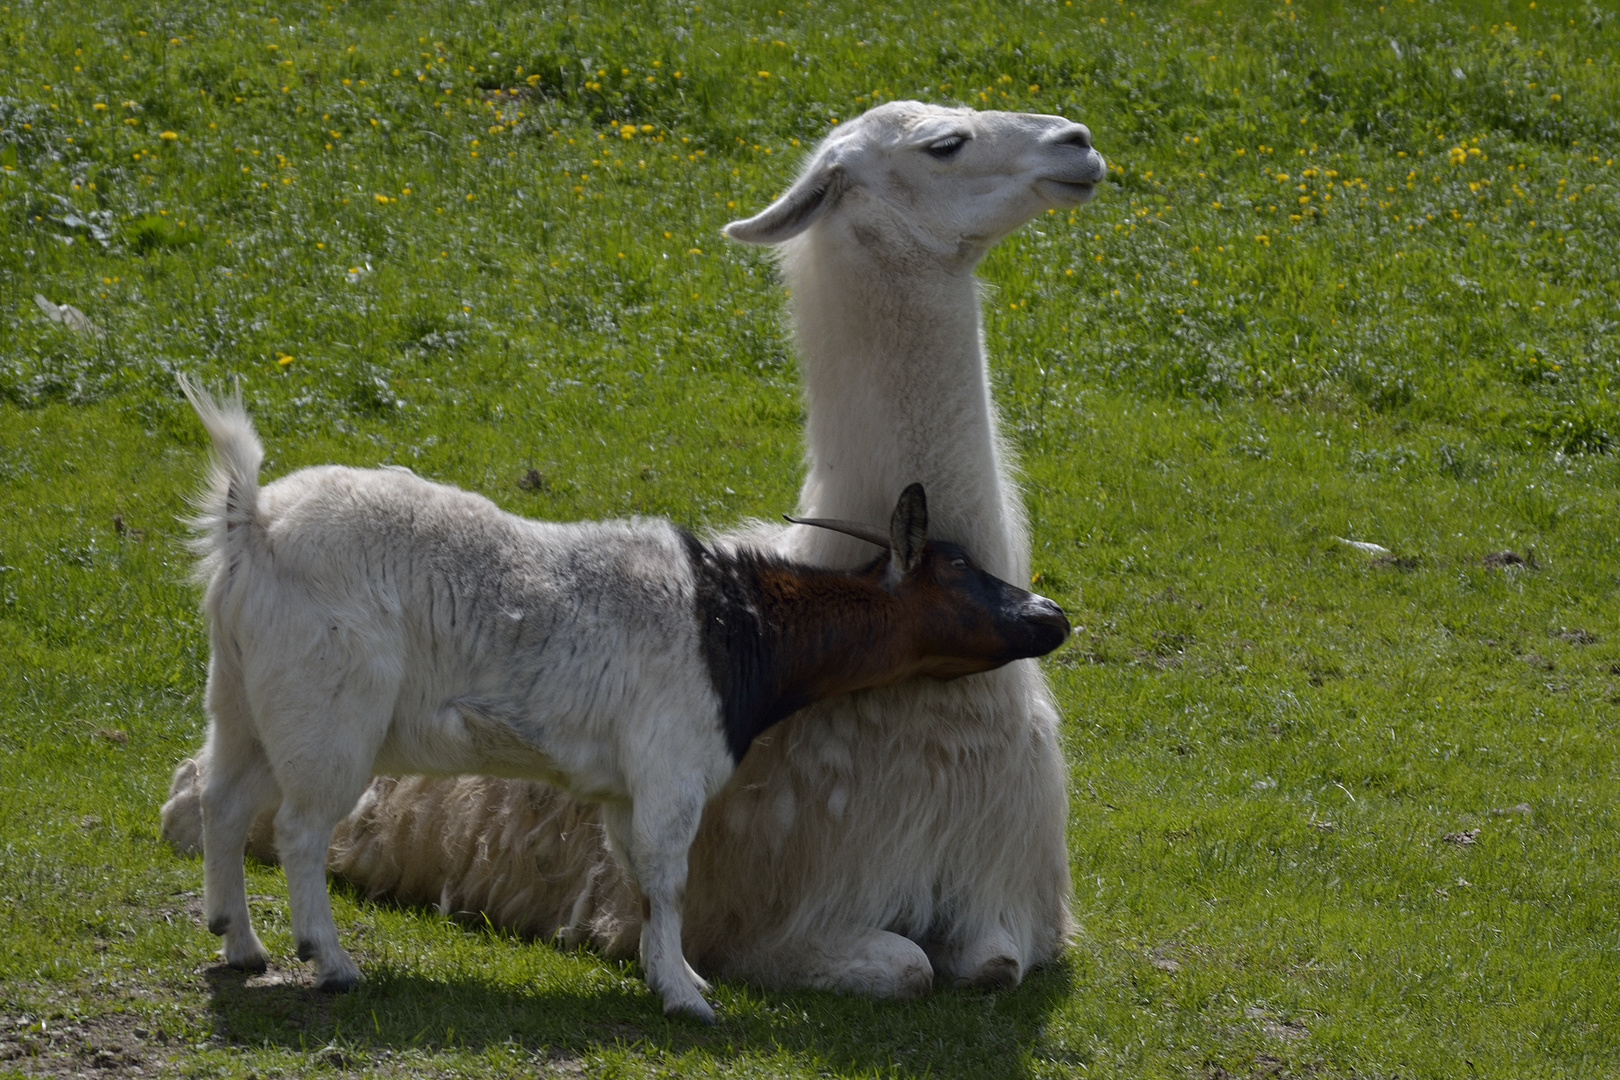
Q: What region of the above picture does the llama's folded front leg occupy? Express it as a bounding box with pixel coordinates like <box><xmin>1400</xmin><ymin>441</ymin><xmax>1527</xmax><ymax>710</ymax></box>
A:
<box><xmin>715</xmin><ymin>927</ymin><xmax>935</xmax><ymax>999</ymax></box>
<box><xmin>603</xmin><ymin>790</ymin><xmax>713</xmax><ymax>1024</ymax></box>
<box><xmin>935</xmin><ymin>924</ymin><xmax>1024</xmax><ymax>990</ymax></box>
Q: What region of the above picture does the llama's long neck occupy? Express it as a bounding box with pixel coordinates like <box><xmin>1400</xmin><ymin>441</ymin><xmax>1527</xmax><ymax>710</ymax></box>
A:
<box><xmin>778</xmin><ymin>229</ymin><xmax>1029</xmax><ymax>581</ymax></box>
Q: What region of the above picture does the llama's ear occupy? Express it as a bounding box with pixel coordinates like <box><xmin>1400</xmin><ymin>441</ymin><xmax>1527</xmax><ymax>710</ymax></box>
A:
<box><xmin>890</xmin><ymin>483</ymin><xmax>928</xmax><ymax>572</ymax></box>
<box><xmin>723</xmin><ymin>159</ymin><xmax>844</xmax><ymax>245</ymax></box>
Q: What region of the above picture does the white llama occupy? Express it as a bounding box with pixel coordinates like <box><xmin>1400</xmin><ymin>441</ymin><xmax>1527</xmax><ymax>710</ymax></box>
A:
<box><xmin>164</xmin><ymin>101</ymin><xmax>1106</xmax><ymax>997</ymax></box>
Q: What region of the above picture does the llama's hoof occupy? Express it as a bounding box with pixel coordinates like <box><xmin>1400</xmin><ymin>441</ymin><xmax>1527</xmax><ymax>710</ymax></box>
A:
<box><xmin>664</xmin><ymin>996</ymin><xmax>717</xmax><ymax>1026</ymax></box>
<box><xmin>955</xmin><ymin>953</ymin><xmax>1020</xmax><ymax>991</ymax></box>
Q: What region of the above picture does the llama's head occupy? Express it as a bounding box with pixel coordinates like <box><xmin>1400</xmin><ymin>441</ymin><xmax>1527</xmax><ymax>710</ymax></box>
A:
<box><xmin>723</xmin><ymin>101</ymin><xmax>1106</xmax><ymax>265</ymax></box>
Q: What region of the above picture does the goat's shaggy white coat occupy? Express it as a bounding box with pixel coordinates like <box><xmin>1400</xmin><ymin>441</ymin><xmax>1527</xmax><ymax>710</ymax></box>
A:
<box><xmin>181</xmin><ymin>381</ymin><xmax>727</xmax><ymax>1018</ymax></box>
<box><xmin>164</xmin><ymin>101</ymin><xmax>1106</xmax><ymax>997</ymax></box>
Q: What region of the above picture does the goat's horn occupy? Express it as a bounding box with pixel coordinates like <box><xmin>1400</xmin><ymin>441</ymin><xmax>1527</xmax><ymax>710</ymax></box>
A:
<box><xmin>783</xmin><ymin>515</ymin><xmax>890</xmax><ymax>549</ymax></box>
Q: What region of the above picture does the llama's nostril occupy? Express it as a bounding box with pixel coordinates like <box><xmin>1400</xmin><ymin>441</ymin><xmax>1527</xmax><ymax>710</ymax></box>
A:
<box><xmin>1056</xmin><ymin>124</ymin><xmax>1092</xmax><ymax>151</ymax></box>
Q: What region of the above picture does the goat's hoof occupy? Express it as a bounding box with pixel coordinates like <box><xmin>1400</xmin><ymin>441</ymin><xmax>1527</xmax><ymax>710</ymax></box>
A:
<box><xmin>223</xmin><ymin>934</ymin><xmax>270</xmax><ymax>973</ymax></box>
<box><xmin>227</xmin><ymin>952</ymin><xmax>269</xmax><ymax>975</ymax></box>
<box><xmin>316</xmin><ymin>969</ymin><xmax>362</xmax><ymax>994</ymax></box>
<box><xmin>664</xmin><ymin>997</ymin><xmax>716</xmax><ymax>1026</ymax></box>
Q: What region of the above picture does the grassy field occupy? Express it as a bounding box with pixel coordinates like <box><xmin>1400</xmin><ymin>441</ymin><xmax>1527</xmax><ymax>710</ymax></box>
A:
<box><xmin>3</xmin><ymin>0</ymin><xmax>1619</xmax><ymax>1075</ymax></box>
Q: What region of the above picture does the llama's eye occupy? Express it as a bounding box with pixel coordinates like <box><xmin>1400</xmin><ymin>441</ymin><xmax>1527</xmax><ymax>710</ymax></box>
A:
<box><xmin>926</xmin><ymin>136</ymin><xmax>967</xmax><ymax>160</ymax></box>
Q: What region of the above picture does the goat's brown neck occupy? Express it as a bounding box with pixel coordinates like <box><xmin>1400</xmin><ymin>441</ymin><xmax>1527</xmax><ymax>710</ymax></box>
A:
<box><xmin>685</xmin><ymin>535</ymin><xmax>919</xmax><ymax>763</ymax></box>
<box><xmin>749</xmin><ymin>562</ymin><xmax>918</xmax><ymax>713</ymax></box>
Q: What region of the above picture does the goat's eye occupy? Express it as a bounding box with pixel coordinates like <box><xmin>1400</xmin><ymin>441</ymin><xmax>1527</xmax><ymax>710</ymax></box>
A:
<box><xmin>950</xmin><ymin>557</ymin><xmax>968</xmax><ymax>570</ymax></box>
<box><xmin>926</xmin><ymin>136</ymin><xmax>967</xmax><ymax>160</ymax></box>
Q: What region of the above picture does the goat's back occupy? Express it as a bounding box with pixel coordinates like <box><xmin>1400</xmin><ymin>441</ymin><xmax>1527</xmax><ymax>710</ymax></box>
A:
<box><xmin>205</xmin><ymin>464</ymin><xmax>724</xmax><ymax>800</ymax></box>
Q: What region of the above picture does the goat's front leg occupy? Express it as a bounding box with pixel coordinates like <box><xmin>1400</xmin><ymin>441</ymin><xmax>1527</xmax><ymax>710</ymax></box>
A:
<box><xmin>602</xmin><ymin>786</ymin><xmax>712</xmax><ymax>1024</ymax></box>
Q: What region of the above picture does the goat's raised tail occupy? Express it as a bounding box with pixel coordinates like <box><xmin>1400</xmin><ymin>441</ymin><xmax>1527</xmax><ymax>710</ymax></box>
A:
<box><xmin>176</xmin><ymin>374</ymin><xmax>264</xmax><ymax>573</ymax></box>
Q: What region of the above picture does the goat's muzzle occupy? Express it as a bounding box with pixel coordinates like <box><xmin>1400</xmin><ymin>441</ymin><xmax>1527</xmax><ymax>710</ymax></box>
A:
<box><xmin>1015</xmin><ymin>595</ymin><xmax>1070</xmax><ymax>659</ymax></box>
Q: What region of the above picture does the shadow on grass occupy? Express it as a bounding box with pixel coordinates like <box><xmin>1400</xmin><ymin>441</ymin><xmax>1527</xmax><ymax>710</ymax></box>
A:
<box><xmin>203</xmin><ymin>948</ymin><xmax>1076</xmax><ymax>1078</ymax></box>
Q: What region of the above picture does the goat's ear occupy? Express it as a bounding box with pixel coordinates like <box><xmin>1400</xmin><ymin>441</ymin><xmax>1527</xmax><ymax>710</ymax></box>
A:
<box><xmin>890</xmin><ymin>483</ymin><xmax>928</xmax><ymax>572</ymax></box>
<box><xmin>723</xmin><ymin>158</ymin><xmax>844</xmax><ymax>245</ymax></box>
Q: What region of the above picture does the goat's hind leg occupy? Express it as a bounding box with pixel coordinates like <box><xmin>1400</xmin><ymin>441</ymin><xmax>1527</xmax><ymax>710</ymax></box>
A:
<box><xmin>199</xmin><ymin>659</ymin><xmax>279</xmax><ymax>973</ymax></box>
<box><xmin>266</xmin><ymin>686</ymin><xmax>392</xmax><ymax>994</ymax></box>
<box><xmin>276</xmin><ymin>795</ymin><xmax>364</xmax><ymax>993</ymax></box>
<box><xmin>603</xmin><ymin>788</ymin><xmax>713</xmax><ymax>1024</ymax></box>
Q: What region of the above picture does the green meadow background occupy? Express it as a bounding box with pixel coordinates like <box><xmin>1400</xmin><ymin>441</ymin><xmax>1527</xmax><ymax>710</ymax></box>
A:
<box><xmin>3</xmin><ymin>0</ymin><xmax>1618</xmax><ymax>1075</ymax></box>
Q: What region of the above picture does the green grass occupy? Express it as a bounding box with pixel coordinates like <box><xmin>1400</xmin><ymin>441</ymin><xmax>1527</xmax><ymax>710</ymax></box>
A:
<box><xmin>3</xmin><ymin>0</ymin><xmax>1619</xmax><ymax>1075</ymax></box>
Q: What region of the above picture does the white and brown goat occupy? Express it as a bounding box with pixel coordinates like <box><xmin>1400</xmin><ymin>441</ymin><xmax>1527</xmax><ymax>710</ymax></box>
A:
<box><xmin>177</xmin><ymin>377</ymin><xmax>1068</xmax><ymax>1022</ymax></box>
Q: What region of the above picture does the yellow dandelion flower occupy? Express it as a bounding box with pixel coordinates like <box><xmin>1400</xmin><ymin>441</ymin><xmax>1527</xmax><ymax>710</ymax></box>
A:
<box><xmin>160</xmin><ymin>130</ymin><xmax>178</xmax><ymax>141</ymax></box>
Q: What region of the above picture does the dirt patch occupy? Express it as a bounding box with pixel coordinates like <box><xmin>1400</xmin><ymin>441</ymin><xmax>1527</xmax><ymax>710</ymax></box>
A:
<box><xmin>0</xmin><ymin>1008</ymin><xmax>180</xmax><ymax>1077</ymax></box>
<box><xmin>2</xmin><ymin>994</ymin><xmax>591</xmax><ymax>1078</ymax></box>
<box><xmin>1149</xmin><ymin>944</ymin><xmax>1183</xmax><ymax>973</ymax></box>
<box><xmin>1244</xmin><ymin>1006</ymin><xmax>1309</xmax><ymax>1043</ymax></box>
<box><xmin>148</xmin><ymin>890</ymin><xmax>205</xmax><ymax>928</ymax></box>
<box><xmin>1483</xmin><ymin>549</ymin><xmax>1538</xmax><ymax>570</ymax></box>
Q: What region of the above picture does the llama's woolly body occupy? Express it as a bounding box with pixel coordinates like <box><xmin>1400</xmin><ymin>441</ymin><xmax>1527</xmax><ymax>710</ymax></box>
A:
<box><xmin>162</xmin><ymin>767</ymin><xmax>644</xmax><ymax>956</ymax></box>
<box><xmin>165</xmin><ymin>101</ymin><xmax>1106</xmax><ymax>997</ymax></box>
